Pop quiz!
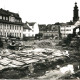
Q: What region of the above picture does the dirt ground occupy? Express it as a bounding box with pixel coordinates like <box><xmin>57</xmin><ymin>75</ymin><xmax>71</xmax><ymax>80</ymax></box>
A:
<box><xmin>0</xmin><ymin>39</ymin><xmax>80</xmax><ymax>79</ymax></box>
<box><xmin>21</xmin><ymin>39</ymin><xmax>80</xmax><ymax>79</ymax></box>
<box><xmin>23</xmin><ymin>39</ymin><xmax>60</xmax><ymax>49</ymax></box>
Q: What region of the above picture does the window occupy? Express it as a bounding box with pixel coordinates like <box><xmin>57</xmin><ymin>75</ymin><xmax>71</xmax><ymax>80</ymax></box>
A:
<box><xmin>20</xmin><ymin>26</ymin><xmax>21</xmax><ymax>30</ymax></box>
<box><xmin>17</xmin><ymin>33</ymin><xmax>18</xmax><ymax>37</ymax></box>
<box><xmin>15</xmin><ymin>33</ymin><xmax>16</xmax><ymax>37</ymax></box>
<box><xmin>20</xmin><ymin>33</ymin><xmax>21</xmax><ymax>37</ymax></box>
<box><xmin>3</xmin><ymin>24</ymin><xmax>6</xmax><ymax>29</ymax></box>
<box><xmin>17</xmin><ymin>26</ymin><xmax>18</xmax><ymax>30</ymax></box>
<box><xmin>12</xmin><ymin>25</ymin><xmax>14</xmax><ymax>29</ymax></box>
<box><xmin>0</xmin><ymin>32</ymin><xmax>2</xmax><ymax>35</ymax></box>
<box><xmin>7</xmin><ymin>33</ymin><xmax>8</xmax><ymax>36</ymax></box>
<box><xmin>3</xmin><ymin>16</ymin><xmax>5</xmax><ymax>20</ymax></box>
<box><xmin>0</xmin><ymin>16</ymin><xmax>2</xmax><ymax>19</ymax></box>
<box><xmin>66</xmin><ymin>29</ymin><xmax>71</xmax><ymax>31</ymax></box>
<box><xmin>10</xmin><ymin>25</ymin><xmax>11</xmax><ymax>29</ymax></box>
<box><xmin>8</xmin><ymin>25</ymin><xmax>10</xmax><ymax>29</ymax></box>
<box><xmin>32</xmin><ymin>34</ymin><xmax>34</xmax><ymax>36</ymax></box>
<box><xmin>7</xmin><ymin>24</ymin><xmax>8</xmax><ymax>29</ymax></box>
<box><xmin>0</xmin><ymin>24</ymin><xmax>2</xmax><ymax>29</ymax></box>
<box><xmin>5</xmin><ymin>32</ymin><xmax>6</xmax><ymax>36</ymax></box>
<box><xmin>15</xmin><ymin>26</ymin><xmax>16</xmax><ymax>30</ymax></box>
<box><xmin>6</xmin><ymin>17</ymin><xmax>8</xmax><ymax>20</ymax></box>
<box><xmin>12</xmin><ymin>33</ymin><xmax>14</xmax><ymax>36</ymax></box>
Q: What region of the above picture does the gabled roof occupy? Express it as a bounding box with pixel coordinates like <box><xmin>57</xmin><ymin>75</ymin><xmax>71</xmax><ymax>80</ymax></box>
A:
<box><xmin>23</xmin><ymin>23</ymin><xmax>32</xmax><ymax>30</ymax></box>
<box><xmin>28</xmin><ymin>22</ymin><xmax>35</xmax><ymax>26</ymax></box>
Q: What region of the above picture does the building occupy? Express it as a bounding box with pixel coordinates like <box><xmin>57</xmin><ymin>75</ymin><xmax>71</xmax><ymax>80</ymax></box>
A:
<box><xmin>60</xmin><ymin>2</ymin><xmax>80</xmax><ymax>38</ymax></box>
<box><xmin>0</xmin><ymin>8</ymin><xmax>23</xmax><ymax>39</ymax></box>
<box><xmin>38</xmin><ymin>24</ymin><xmax>60</xmax><ymax>39</ymax></box>
<box><xmin>60</xmin><ymin>24</ymin><xmax>76</xmax><ymax>38</ymax></box>
<box><xmin>73</xmin><ymin>2</ymin><xmax>79</xmax><ymax>22</ymax></box>
<box><xmin>23</xmin><ymin>21</ymin><xmax>39</xmax><ymax>38</ymax></box>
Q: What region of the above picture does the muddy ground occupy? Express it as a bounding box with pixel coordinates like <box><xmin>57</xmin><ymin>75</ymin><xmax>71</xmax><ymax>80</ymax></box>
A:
<box><xmin>0</xmin><ymin>39</ymin><xmax>80</xmax><ymax>79</ymax></box>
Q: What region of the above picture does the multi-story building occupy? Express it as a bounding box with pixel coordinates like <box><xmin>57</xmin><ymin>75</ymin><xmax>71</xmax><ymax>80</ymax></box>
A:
<box><xmin>60</xmin><ymin>2</ymin><xmax>80</xmax><ymax>38</ymax></box>
<box><xmin>0</xmin><ymin>8</ymin><xmax>23</xmax><ymax>39</ymax></box>
<box><xmin>60</xmin><ymin>24</ymin><xmax>76</xmax><ymax>38</ymax></box>
<box><xmin>23</xmin><ymin>21</ymin><xmax>39</xmax><ymax>37</ymax></box>
<box><xmin>38</xmin><ymin>24</ymin><xmax>60</xmax><ymax>39</ymax></box>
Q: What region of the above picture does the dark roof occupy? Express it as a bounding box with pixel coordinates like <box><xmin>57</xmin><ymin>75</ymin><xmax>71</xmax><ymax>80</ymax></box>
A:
<box><xmin>23</xmin><ymin>23</ymin><xmax>32</xmax><ymax>30</ymax></box>
<box><xmin>66</xmin><ymin>21</ymin><xmax>74</xmax><ymax>25</ymax></box>
<box><xmin>38</xmin><ymin>24</ymin><xmax>46</xmax><ymax>27</ymax></box>
<box><xmin>28</xmin><ymin>22</ymin><xmax>35</xmax><ymax>26</ymax></box>
<box><xmin>0</xmin><ymin>8</ymin><xmax>21</xmax><ymax>19</ymax></box>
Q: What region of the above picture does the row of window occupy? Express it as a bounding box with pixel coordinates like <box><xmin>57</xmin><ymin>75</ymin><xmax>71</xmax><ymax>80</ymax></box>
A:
<box><xmin>0</xmin><ymin>16</ymin><xmax>8</xmax><ymax>20</ymax></box>
<box><xmin>24</xmin><ymin>29</ymin><xmax>34</xmax><ymax>32</ymax></box>
<box><xmin>10</xmin><ymin>33</ymin><xmax>21</xmax><ymax>37</ymax></box>
<box><xmin>61</xmin><ymin>26</ymin><xmax>72</xmax><ymax>27</ymax></box>
<box><xmin>61</xmin><ymin>29</ymin><xmax>71</xmax><ymax>31</ymax></box>
<box><xmin>0</xmin><ymin>15</ymin><xmax>21</xmax><ymax>23</ymax></box>
<box><xmin>0</xmin><ymin>32</ymin><xmax>21</xmax><ymax>37</ymax></box>
<box><xmin>0</xmin><ymin>24</ymin><xmax>22</xmax><ymax>30</ymax></box>
<box><xmin>28</xmin><ymin>34</ymin><xmax>34</xmax><ymax>37</ymax></box>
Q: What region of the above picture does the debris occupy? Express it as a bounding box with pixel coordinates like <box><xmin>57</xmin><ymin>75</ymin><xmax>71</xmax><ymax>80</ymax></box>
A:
<box><xmin>60</xmin><ymin>64</ymin><xmax>74</xmax><ymax>74</ymax></box>
<box><xmin>0</xmin><ymin>58</ymin><xmax>11</xmax><ymax>66</ymax></box>
<box><xmin>11</xmin><ymin>60</ymin><xmax>24</xmax><ymax>66</ymax></box>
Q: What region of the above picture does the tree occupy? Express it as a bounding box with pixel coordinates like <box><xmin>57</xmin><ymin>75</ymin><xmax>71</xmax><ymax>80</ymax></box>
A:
<box><xmin>63</xmin><ymin>34</ymin><xmax>73</xmax><ymax>45</ymax></box>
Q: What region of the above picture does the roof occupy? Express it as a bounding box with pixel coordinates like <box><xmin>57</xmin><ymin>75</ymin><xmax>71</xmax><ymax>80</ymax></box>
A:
<box><xmin>0</xmin><ymin>8</ymin><xmax>21</xmax><ymax>19</ymax></box>
<box><xmin>0</xmin><ymin>19</ymin><xmax>24</xmax><ymax>25</ymax></box>
<box><xmin>38</xmin><ymin>24</ymin><xmax>46</xmax><ymax>27</ymax></box>
<box><xmin>28</xmin><ymin>22</ymin><xmax>35</xmax><ymax>26</ymax></box>
<box><xmin>23</xmin><ymin>23</ymin><xmax>32</xmax><ymax>30</ymax></box>
<box><xmin>0</xmin><ymin>8</ymin><xmax>23</xmax><ymax>25</ymax></box>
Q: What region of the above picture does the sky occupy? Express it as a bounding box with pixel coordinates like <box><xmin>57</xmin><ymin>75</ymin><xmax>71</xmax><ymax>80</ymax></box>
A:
<box><xmin>0</xmin><ymin>0</ymin><xmax>80</xmax><ymax>24</ymax></box>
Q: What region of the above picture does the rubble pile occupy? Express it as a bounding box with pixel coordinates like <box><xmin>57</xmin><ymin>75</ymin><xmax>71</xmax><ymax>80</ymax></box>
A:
<box><xmin>0</xmin><ymin>48</ymin><xmax>69</xmax><ymax>79</ymax></box>
<box><xmin>38</xmin><ymin>41</ymin><xmax>53</xmax><ymax>48</ymax></box>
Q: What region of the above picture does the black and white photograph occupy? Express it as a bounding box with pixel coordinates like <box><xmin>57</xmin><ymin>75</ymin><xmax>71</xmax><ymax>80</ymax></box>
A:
<box><xmin>0</xmin><ymin>0</ymin><xmax>80</xmax><ymax>79</ymax></box>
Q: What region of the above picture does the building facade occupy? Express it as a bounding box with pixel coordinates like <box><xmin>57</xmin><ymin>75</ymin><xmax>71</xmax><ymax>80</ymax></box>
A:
<box><xmin>38</xmin><ymin>24</ymin><xmax>60</xmax><ymax>39</ymax></box>
<box><xmin>23</xmin><ymin>22</ymin><xmax>39</xmax><ymax>37</ymax></box>
<box><xmin>60</xmin><ymin>2</ymin><xmax>80</xmax><ymax>38</ymax></box>
<box><xmin>0</xmin><ymin>8</ymin><xmax>23</xmax><ymax>39</ymax></box>
<box><xmin>60</xmin><ymin>24</ymin><xmax>76</xmax><ymax>38</ymax></box>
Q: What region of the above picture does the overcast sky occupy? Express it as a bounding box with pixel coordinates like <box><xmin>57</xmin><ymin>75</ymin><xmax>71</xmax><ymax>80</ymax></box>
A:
<box><xmin>0</xmin><ymin>0</ymin><xmax>80</xmax><ymax>24</ymax></box>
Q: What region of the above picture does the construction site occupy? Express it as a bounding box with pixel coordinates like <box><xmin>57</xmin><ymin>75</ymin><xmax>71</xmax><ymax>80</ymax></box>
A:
<box><xmin>0</xmin><ymin>34</ymin><xmax>80</xmax><ymax>80</ymax></box>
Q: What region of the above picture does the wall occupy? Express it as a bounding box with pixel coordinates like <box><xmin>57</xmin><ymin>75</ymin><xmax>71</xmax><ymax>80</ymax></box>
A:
<box><xmin>0</xmin><ymin>23</ymin><xmax>23</xmax><ymax>38</ymax></box>
<box><xmin>23</xmin><ymin>23</ymin><xmax>39</xmax><ymax>37</ymax></box>
<box><xmin>60</xmin><ymin>25</ymin><xmax>76</xmax><ymax>38</ymax></box>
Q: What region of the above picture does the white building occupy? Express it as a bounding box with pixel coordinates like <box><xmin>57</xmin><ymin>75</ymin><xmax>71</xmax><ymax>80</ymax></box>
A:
<box><xmin>0</xmin><ymin>8</ymin><xmax>23</xmax><ymax>39</ymax></box>
<box><xmin>60</xmin><ymin>24</ymin><xmax>76</xmax><ymax>38</ymax></box>
<box><xmin>23</xmin><ymin>22</ymin><xmax>39</xmax><ymax>37</ymax></box>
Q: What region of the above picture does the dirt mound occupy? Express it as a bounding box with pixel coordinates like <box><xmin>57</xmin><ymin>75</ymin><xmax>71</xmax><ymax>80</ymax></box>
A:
<box><xmin>38</xmin><ymin>41</ymin><xmax>53</xmax><ymax>48</ymax></box>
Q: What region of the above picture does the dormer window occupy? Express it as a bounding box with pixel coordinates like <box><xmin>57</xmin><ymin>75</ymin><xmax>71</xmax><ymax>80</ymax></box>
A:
<box><xmin>6</xmin><ymin>17</ymin><xmax>8</xmax><ymax>20</ymax></box>
<box><xmin>0</xmin><ymin>16</ymin><xmax>2</xmax><ymax>19</ymax></box>
<box><xmin>3</xmin><ymin>16</ymin><xmax>5</xmax><ymax>20</ymax></box>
